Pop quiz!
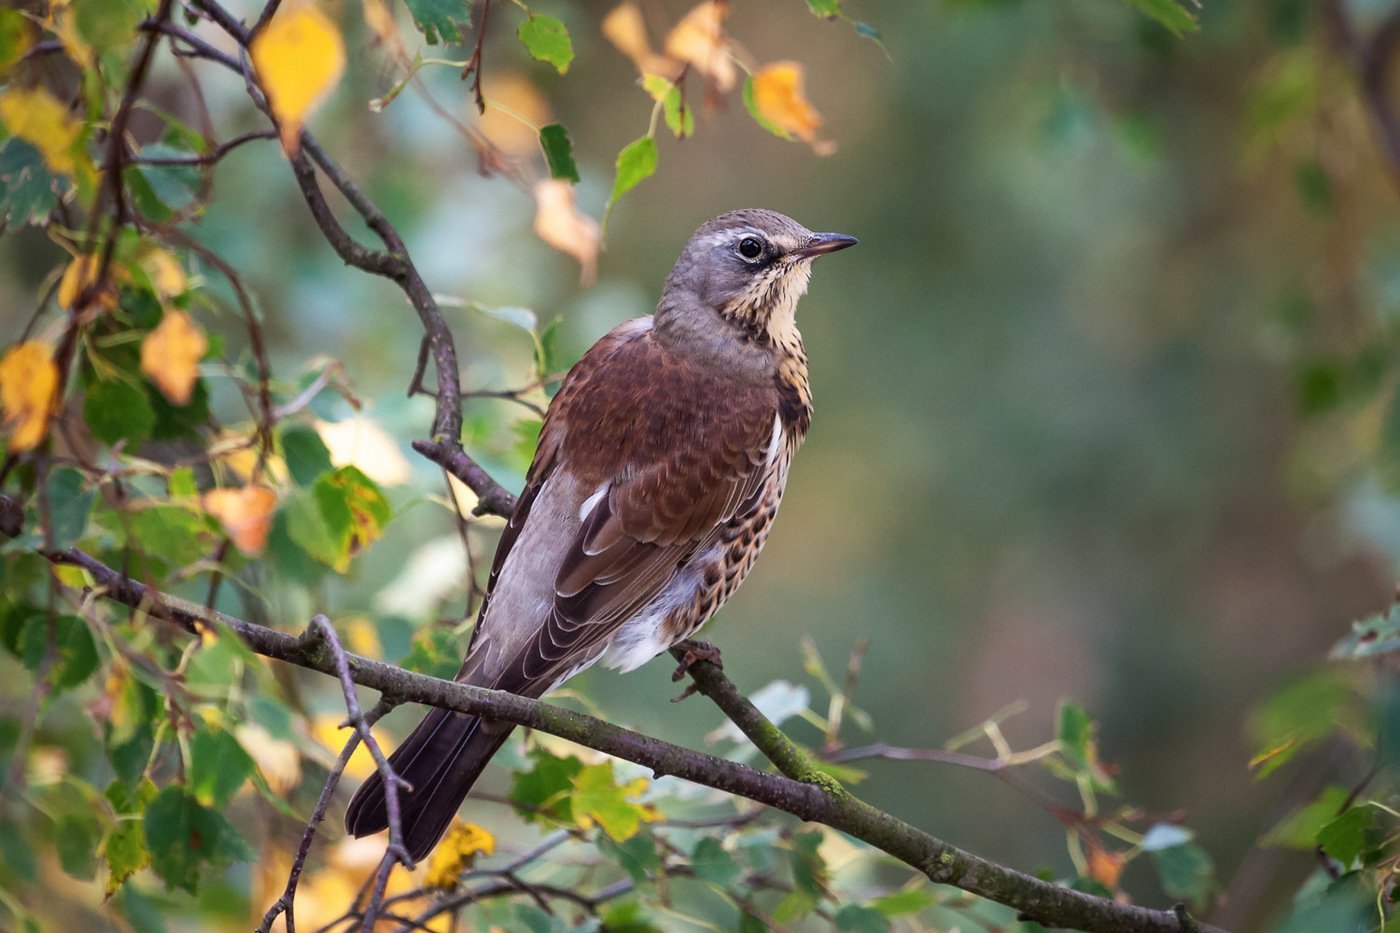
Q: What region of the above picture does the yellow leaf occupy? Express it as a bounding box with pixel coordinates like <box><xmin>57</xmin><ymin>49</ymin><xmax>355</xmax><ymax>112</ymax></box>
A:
<box><xmin>234</xmin><ymin>722</ymin><xmax>302</xmax><ymax>795</ymax></box>
<box><xmin>425</xmin><ymin>821</ymin><xmax>496</xmax><ymax>889</ymax></box>
<box><xmin>0</xmin><ymin>87</ymin><xmax>81</xmax><ymax>175</ymax></box>
<box><xmin>664</xmin><ymin>1</ymin><xmax>735</xmax><ymax>92</ymax></box>
<box><xmin>603</xmin><ymin>3</ymin><xmax>676</xmax><ymax>78</ymax></box>
<box><xmin>251</xmin><ymin>4</ymin><xmax>346</xmax><ymax>153</ymax></box>
<box><xmin>140</xmin><ymin>309</ymin><xmax>207</xmax><ymax>406</ymax></box>
<box><xmin>311</xmin><ymin>714</ymin><xmax>377</xmax><ymax>779</ymax></box>
<box><xmin>57</xmin><ymin>253</ymin><xmax>118</xmax><ymax>312</ymax></box>
<box><xmin>752</xmin><ymin>61</ymin><xmax>836</xmax><ymax>155</ymax></box>
<box><xmin>316</xmin><ymin>415</ymin><xmax>412</xmax><ymax>486</ymax></box>
<box><xmin>533</xmin><ymin>179</ymin><xmax>600</xmax><ymax>284</ymax></box>
<box><xmin>343</xmin><ymin>616</ymin><xmax>382</xmax><ymax>658</ymax></box>
<box><xmin>202</xmin><ymin>485</ymin><xmax>278</xmax><ymax>556</ymax></box>
<box><xmin>0</xmin><ymin>341</ymin><xmax>58</xmax><ymax>451</ymax></box>
<box><xmin>360</xmin><ymin>0</ymin><xmax>399</xmax><ymax>45</ymax></box>
<box><xmin>140</xmin><ymin>248</ymin><xmax>186</xmax><ymax>300</ymax></box>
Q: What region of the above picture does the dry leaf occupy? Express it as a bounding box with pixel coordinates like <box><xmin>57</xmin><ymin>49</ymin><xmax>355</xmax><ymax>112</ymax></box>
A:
<box><xmin>533</xmin><ymin>179</ymin><xmax>600</xmax><ymax>284</ymax></box>
<box><xmin>202</xmin><ymin>485</ymin><xmax>277</xmax><ymax>556</ymax></box>
<box><xmin>664</xmin><ymin>1</ymin><xmax>735</xmax><ymax>92</ymax></box>
<box><xmin>425</xmin><ymin>821</ymin><xmax>496</xmax><ymax>890</ymax></box>
<box><xmin>752</xmin><ymin>61</ymin><xmax>835</xmax><ymax>155</ymax></box>
<box><xmin>251</xmin><ymin>4</ymin><xmax>347</xmax><ymax>153</ymax></box>
<box><xmin>141</xmin><ymin>310</ymin><xmax>207</xmax><ymax>405</ymax></box>
<box><xmin>603</xmin><ymin>3</ymin><xmax>675</xmax><ymax>77</ymax></box>
<box><xmin>1087</xmin><ymin>842</ymin><xmax>1126</xmax><ymax>889</ymax></box>
<box><xmin>56</xmin><ymin>253</ymin><xmax>118</xmax><ymax>312</ymax></box>
<box><xmin>0</xmin><ymin>341</ymin><xmax>58</xmax><ymax>451</ymax></box>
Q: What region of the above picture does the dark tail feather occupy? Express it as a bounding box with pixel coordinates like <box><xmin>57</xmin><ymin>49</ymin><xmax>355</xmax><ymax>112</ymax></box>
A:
<box><xmin>344</xmin><ymin>708</ymin><xmax>514</xmax><ymax>862</ymax></box>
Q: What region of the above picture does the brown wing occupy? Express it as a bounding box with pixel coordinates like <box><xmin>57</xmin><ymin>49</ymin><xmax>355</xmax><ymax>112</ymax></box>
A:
<box><xmin>474</xmin><ymin>321</ymin><xmax>778</xmax><ymax>691</ymax></box>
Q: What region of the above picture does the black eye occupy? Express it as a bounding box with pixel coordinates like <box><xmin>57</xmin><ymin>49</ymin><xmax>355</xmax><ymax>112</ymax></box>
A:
<box><xmin>737</xmin><ymin>236</ymin><xmax>764</xmax><ymax>260</ymax></box>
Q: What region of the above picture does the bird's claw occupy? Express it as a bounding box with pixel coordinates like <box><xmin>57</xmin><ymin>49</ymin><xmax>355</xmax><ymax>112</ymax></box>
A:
<box><xmin>670</xmin><ymin>639</ymin><xmax>723</xmax><ymax>682</ymax></box>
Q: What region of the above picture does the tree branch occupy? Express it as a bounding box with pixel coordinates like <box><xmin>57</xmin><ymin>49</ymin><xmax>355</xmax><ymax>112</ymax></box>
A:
<box><xmin>7</xmin><ymin>503</ymin><xmax>1217</xmax><ymax>933</ymax></box>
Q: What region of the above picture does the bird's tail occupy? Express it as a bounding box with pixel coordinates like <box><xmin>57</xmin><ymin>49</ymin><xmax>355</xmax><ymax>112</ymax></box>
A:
<box><xmin>344</xmin><ymin>708</ymin><xmax>513</xmax><ymax>862</ymax></box>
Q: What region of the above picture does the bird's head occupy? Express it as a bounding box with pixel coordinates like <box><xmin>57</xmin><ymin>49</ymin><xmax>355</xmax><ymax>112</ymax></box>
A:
<box><xmin>657</xmin><ymin>209</ymin><xmax>856</xmax><ymax>349</ymax></box>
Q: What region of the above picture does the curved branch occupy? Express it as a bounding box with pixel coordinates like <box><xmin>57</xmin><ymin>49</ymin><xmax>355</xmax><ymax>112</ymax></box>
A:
<box><xmin>12</xmin><ymin>513</ymin><xmax>1217</xmax><ymax>933</ymax></box>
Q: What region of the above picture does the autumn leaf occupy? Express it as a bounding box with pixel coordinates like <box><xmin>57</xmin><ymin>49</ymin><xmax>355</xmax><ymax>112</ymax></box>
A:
<box><xmin>664</xmin><ymin>1</ymin><xmax>735</xmax><ymax>92</ymax></box>
<box><xmin>234</xmin><ymin>722</ymin><xmax>301</xmax><ymax>794</ymax></box>
<box><xmin>0</xmin><ymin>341</ymin><xmax>58</xmax><ymax>451</ymax></box>
<box><xmin>251</xmin><ymin>4</ymin><xmax>346</xmax><ymax>153</ymax></box>
<box><xmin>534</xmin><ymin>179</ymin><xmax>600</xmax><ymax>284</ymax></box>
<box><xmin>57</xmin><ymin>253</ymin><xmax>119</xmax><ymax>312</ymax></box>
<box><xmin>139</xmin><ymin>247</ymin><xmax>186</xmax><ymax>301</ymax></box>
<box><xmin>311</xmin><ymin>714</ymin><xmax>377</xmax><ymax>779</ymax></box>
<box><xmin>141</xmin><ymin>309</ymin><xmax>208</xmax><ymax>406</ymax></box>
<box><xmin>425</xmin><ymin>821</ymin><xmax>496</xmax><ymax>889</ymax></box>
<box><xmin>0</xmin><ymin>87</ymin><xmax>83</xmax><ymax>175</ymax></box>
<box><xmin>1087</xmin><ymin>842</ymin><xmax>1126</xmax><ymax>889</ymax></box>
<box><xmin>202</xmin><ymin>486</ymin><xmax>278</xmax><ymax>556</ymax></box>
<box><xmin>603</xmin><ymin>3</ymin><xmax>674</xmax><ymax>77</ymax></box>
<box><xmin>750</xmin><ymin>62</ymin><xmax>835</xmax><ymax>155</ymax></box>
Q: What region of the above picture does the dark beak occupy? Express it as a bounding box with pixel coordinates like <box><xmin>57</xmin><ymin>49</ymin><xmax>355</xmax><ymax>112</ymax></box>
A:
<box><xmin>791</xmin><ymin>232</ymin><xmax>858</xmax><ymax>259</ymax></box>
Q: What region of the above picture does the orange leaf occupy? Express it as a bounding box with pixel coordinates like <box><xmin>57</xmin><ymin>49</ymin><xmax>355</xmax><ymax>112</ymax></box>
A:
<box><xmin>251</xmin><ymin>4</ymin><xmax>346</xmax><ymax>153</ymax></box>
<box><xmin>140</xmin><ymin>310</ymin><xmax>207</xmax><ymax>406</ymax></box>
<box><xmin>664</xmin><ymin>1</ymin><xmax>735</xmax><ymax>92</ymax></box>
<box><xmin>57</xmin><ymin>253</ymin><xmax>118</xmax><ymax>312</ymax></box>
<box><xmin>533</xmin><ymin>179</ymin><xmax>600</xmax><ymax>284</ymax></box>
<box><xmin>0</xmin><ymin>341</ymin><xmax>58</xmax><ymax>451</ymax></box>
<box><xmin>752</xmin><ymin>61</ymin><xmax>835</xmax><ymax>155</ymax></box>
<box><xmin>1087</xmin><ymin>842</ymin><xmax>1126</xmax><ymax>889</ymax></box>
<box><xmin>202</xmin><ymin>486</ymin><xmax>277</xmax><ymax>556</ymax></box>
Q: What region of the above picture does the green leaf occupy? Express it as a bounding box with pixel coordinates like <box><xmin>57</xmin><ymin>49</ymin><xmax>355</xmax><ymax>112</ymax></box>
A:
<box><xmin>185</xmin><ymin>629</ymin><xmax>255</xmax><ymax>697</ymax></box>
<box><xmin>1249</xmin><ymin>670</ymin><xmax>1358</xmax><ymax>778</ymax></box>
<box><xmin>1263</xmin><ymin>787</ymin><xmax>1352</xmax><ymax>849</ymax></box>
<box><xmin>45</xmin><ymin>467</ymin><xmax>94</xmax><ymax>550</ymax></box>
<box><xmin>55</xmin><ymin>810</ymin><xmax>101</xmax><ymax>879</ymax></box>
<box><xmin>20</xmin><ymin>614</ymin><xmax>99</xmax><ymax>691</ymax></box>
<box><xmin>143</xmin><ymin>787</ymin><xmax>245</xmax><ymax>893</ymax></box>
<box><xmin>1122</xmin><ymin>0</ymin><xmax>1198</xmax><ymax>34</ymax></box>
<box><xmin>124</xmin><ymin>504</ymin><xmax>210</xmax><ymax>567</ymax></box>
<box><xmin>189</xmin><ymin>727</ymin><xmax>255</xmax><ymax>807</ymax></box>
<box><xmin>539</xmin><ymin>124</ymin><xmax>580</xmax><ymax>183</ymax></box>
<box><xmin>84</xmin><ymin>379</ymin><xmax>156</xmax><ymax>448</ymax></box>
<box><xmin>509</xmin><ymin>748</ymin><xmax>582</xmax><ymax>823</ymax></box>
<box><xmin>599</xmin><ymin>901</ymin><xmax>663</xmax><ymax>933</ymax></box>
<box><xmin>285</xmin><ymin>466</ymin><xmax>390</xmax><ymax>572</ymax></box>
<box><xmin>1293</xmin><ymin>159</ymin><xmax>1332</xmax><ymax>217</ymax></box>
<box><xmin>601</xmin><ymin>831</ymin><xmax>660</xmax><ymax>883</ymax></box>
<box><xmin>398</xmin><ymin>626</ymin><xmax>462</xmax><ymax>680</ymax></box>
<box><xmin>130</xmin><ymin>146</ymin><xmax>199</xmax><ymax>220</ymax></box>
<box><xmin>280</xmin><ymin>424</ymin><xmax>333</xmax><ymax>487</ymax></box>
<box><xmin>789</xmin><ymin>829</ymin><xmax>828</xmax><ymax>897</ymax></box>
<box><xmin>1331</xmin><ymin>603</ymin><xmax>1400</xmax><ymax>660</ymax></box>
<box><xmin>807</xmin><ymin>0</ymin><xmax>842</xmax><ymax>15</ymax></box>
<box><xmin>103</xmin><ymin>779</ymin><xmax>157</xmax><ymax>896</ymax></box>
<box><xmin>1151</xmin><ymin>842</ymin><xmax>1215</xmax><ymax>906</ymax></box>
<box><xmin>609</xmin><ymin>136</ymin><xmax>657</xmax><ymax>207</ymax></box>
<box><xmin>1316</xmin><ymin>807</ymin><xmax>1375</xmax><ymax>865</ymax></box>
<box><xmin>518</xmin><ymin>14</ymin><xmax>573</xmax><ymax>74</ymax></box>
<box><xmin>835</xmin><ymin>904</ymin><xmax>892</xmax><ymax>933</ymax></box>
<box><xmin>147</xmin><ymin>376</ymin><xmax>209</xmax><ymax>440</ymax></box>
<box><xmin>869</xmin><ymin>887</ymin><xmax>936</xmax><ymax>916</ymax></box>
<box><xmin>402</xmin><ymin>0</ymin><xmax>472</xmax><ymax>44</ymax></box>
<box><xmin>642</xmin><ymin>75</ymin><xmax>693</xmax><ymax>138</ymax></box>
<box><xmin>571</xmin><ymin>761</ymin><xmax>655</xmax><ymax>840</ymax></box>
<box><xmin>691</xmin><ymin>837</ymin><xmax>740</xmax><ymax>887</ymax></box>
<box><xmin>169</xmin><ymin>466</ymin><xmax>198</xmax><ymax>498</ymax></box>
<box><xmin>1055</xmin><ymin>699</ymin><xmax>1115</xmax><ymax>791</ymax></box>
<box><xmin>0</xmin><ymin>137</ymin><xmax>56</xmax><ymax>226</ymax></box>
<box><xmin>773</xmin><ymin>889</ymin><xmax>818</xmax><ymax>924</ymax></box>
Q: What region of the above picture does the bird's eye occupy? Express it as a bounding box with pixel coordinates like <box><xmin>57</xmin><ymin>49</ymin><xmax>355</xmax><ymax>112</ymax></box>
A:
<box><xmin>737</xmin><ymin>236</ymin><xmax>764</xmax><ymax>260</ymax></box>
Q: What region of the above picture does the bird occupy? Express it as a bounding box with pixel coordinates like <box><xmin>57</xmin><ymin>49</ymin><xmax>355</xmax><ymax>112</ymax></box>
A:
<box><xmin>345</xmin><ymin>208</ymin><xmax>856</xmax><ymax>861</ymax></box>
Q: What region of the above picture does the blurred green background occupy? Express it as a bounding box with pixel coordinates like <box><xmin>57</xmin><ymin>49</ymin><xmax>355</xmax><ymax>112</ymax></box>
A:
<box><xmin>4</xmin><ymin>0</ymin><xmax>1396</xmax><ymax>927</ymax></box>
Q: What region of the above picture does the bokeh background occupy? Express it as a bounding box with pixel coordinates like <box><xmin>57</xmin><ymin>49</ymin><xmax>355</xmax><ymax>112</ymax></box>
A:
<box><xmin>4</xmin><ymin>0</ymin><xmax>1397</xmax><ymax>928</ymax></box>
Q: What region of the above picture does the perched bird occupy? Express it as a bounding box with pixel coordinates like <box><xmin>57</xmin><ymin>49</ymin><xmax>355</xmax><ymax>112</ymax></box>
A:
<box><xmin>345</xmin><ymin>209</ymin><xmax>856</xmax><ymax>860</ymax></box>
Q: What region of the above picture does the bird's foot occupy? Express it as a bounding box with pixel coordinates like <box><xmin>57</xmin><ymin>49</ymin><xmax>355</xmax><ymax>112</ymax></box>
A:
<box><xmin>670</xmin><ymin>638</ymin><xmax>723</xmax><ymax>683</ymax></box>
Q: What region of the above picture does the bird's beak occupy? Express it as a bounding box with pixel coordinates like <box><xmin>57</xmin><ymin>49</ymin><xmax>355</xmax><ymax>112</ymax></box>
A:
<box><xmin>791</xmin><ymin>232</ymin><xmax>858</xmax><ymax>259</ymax></box>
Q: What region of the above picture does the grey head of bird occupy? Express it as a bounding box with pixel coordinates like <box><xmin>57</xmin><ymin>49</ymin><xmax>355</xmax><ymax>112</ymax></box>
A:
<box><xmin>654</xmin><ymin>208</ymin><xmax>857</xmax><ymax>363</ymax></box>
